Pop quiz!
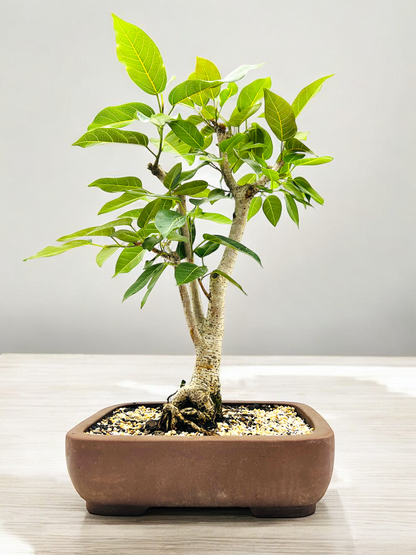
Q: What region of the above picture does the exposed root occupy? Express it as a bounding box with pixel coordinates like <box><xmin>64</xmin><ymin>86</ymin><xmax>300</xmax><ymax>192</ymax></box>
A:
<box><xmin>158</xmin><ymin>403</ymin><xmax>216</xmax><ymax>435</ymax></box>
<box><xmin>156</xmin><ymin>383</ymin><xmax>221</xmax><ymax>436</ymax></box>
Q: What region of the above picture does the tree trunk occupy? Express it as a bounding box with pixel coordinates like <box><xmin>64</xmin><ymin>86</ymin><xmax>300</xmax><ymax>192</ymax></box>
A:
<box><xmin>158</xmin><ymin>187</ymin><xmax>254</xmax><ymax>434</ymax></box>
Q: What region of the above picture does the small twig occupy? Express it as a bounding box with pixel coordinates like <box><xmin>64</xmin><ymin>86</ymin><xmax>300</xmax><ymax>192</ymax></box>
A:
<box><xmin>198</xmin><ymin>278</ymin><xmax>211</xmax><ymax>300</ymax></box>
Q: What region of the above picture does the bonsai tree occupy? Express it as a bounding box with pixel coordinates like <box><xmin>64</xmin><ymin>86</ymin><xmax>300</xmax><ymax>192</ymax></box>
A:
<box><xmin>26</xmin><ymin>15</ymin><xmax>333</xmax><ymax>434</ymax></box>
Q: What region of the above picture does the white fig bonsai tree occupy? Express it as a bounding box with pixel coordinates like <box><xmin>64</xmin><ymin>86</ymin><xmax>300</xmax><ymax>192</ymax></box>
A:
<box><xmin>26</xmin><ymin>15</ymin><xmax>333</xmax><ymax>434</ymax></box>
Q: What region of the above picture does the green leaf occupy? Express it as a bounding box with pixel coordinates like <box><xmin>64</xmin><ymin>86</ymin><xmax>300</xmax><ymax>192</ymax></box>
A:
<box><xmin>142</xmin><ymin>236</ymin><xmax>160</xmax><ymax>250</ymax></box>
<box><xmin>219</xmin><ymin>82</ymin><xmax>238</xmax><ymax>106</ymax></box>
<box><xmin>208</xmin><ymin>189</ymin><xmax>229</xmax><ymax>202</ymax></box>
<box><xmin>284</xmin><ymin>193</ymin><xmax>299</xmax><ymax>226</ymax></box>
<box><xmin>292</xmin><ymin>74</ymin><xmax>333</xmax><ymax>118</ymax></box>
<box><xmin>263</xmin><ymin>195</ymin><xmax>282</xmax><ymax>226</ymax></box>
<box><xmin>203</xmin><ymin>134</ymin><xmax>213</xmax><ymax>150</ymax></box>
<box><xmin>187</xmin><ymin>115</ymin><xmax>205</xmax><ymax>125</ymax></box>
<box><xmin>180</xmin><ymin>162</ymin><xmax>209</xmax><ymax>182</ymax></box>
<box><xmin>284</xmin><ymin>138</ymin><xmax>312</xmax><ymax>154</ymax></box>
<box><xmin>169</xmin><ymin>64</ymin><xmax>264</xmax><ymax>106</ymax></box>
<box><xmin>293</xmin><ymin>177</ymin><xmax>324</xmax><ymax>205</ymax></box>
<box><xmin>24</xmin><ymin>240</ymin><xmax>91</xmax><ymax>261</ymax></box>
<box><xmin>136</xmin><ymin>224</ymin><xmax>157</xmax><ymax>239</ymax></box>
<box><xmin>87</xmin><ymin>102</ymin><xmax>154</xmax><ymax>131</ymax></box>
<box><xmin>163</xmin><ymin>131</ymin><xmax>195</xmax><ymax>165</ymax></box>
<box><xmin>187</xmin><ymin>72</ymin><xmax>210</xmax><ymax>107</ymax></box>
<box><xmin>293</xmin><ymin>156</ymin><xmax>333</xmax><ymax>166</ymax></box>
<box><xmin>283</xmin><ymin>180</ymin><xmax>305</xmax><ymax>200</ymax></box>
<box><xmin>195</xmin><ymin>212</ymin><xmax>232</xmax><ymax>225</ymax></box>
<box><xmin>147</xmin><ymin>113</ymin><xmax>174</xmax><ymax>126</ymax></box>
<box><xmin>111</xmin><ymin>229</ymin><xmax>141</xmax><ymax>243</ymax></box>
<box><xmin>154</xmin><ymin>209</ymin><xmax>186</xmax><ymax>237</ymax></box>
<box><xmin>283</xmin><ymin>152</ymin><xmax>305</xmax><ymax>165</ymax></box>
<box><xmin>247</xmin><ymin>197</ymin><xmax>262</xmax><ymax>221</ymax></box>
<box><xmin>219</xmin><ymin>133</ymin><xmax>247</xmax><ymax>154</ymax></box>
<box><xmin>194</xmin><ymin>241</ymin><xmax>220</xmax><ymax>258</ymax></box>
<box><xmin>212</xmin><ymin>269</ymin><xmax>247</xmax><ymax>295</ymax></box>
<box><xmin>178</xmin><ymin>98</ymin><xmax>195</xmax><ymax>108</ymax></box>
<box><xmin>118</xmin><ymin>209</ymin><xmax>143</xmax><ymax>218</ymax></box>
<box><xmin>174</xmin><ymin>180</ymin><xmax>208</xmax><ymax>196</ymax></box>
<box><xmin>203</xmin><ymin>234</ymin><xmax>262</xmax><ymax>266</ymax></box>
<box><xmin>141</xmin><ymin>264</ymin><xmax>167</xmax><ymax>308</ymax></box>
<box><xmin>86</xmin><ymin>227</ymin><xmax>116</xmax><ymax>237</ymax></box>
<box><xmin>261</xmin><ymin>168</ymin><xmax>280</xmax><ymax>182</ymax></box>
<box><xmin>123</xmin><ymin>263</ymin><xmax>165</xmax><ymax>301</ymax></box>
<box><xmin>73</xmin><ymin>128</ymin><xmax>149</xmax><ymax>148</ymax></box>
<box><xmin>251</xmin><ymin>152</ymin><xmax>268</xmax><ymax>168</ymax></box>
<box><xmin>222</xmin><ymin>63</ymin><xmax>265</xmax><ymax>83</ymax></box>
<box><xmin>58</xmin><ymin>221</ymin><xmax>134</xmax><ymax>242</ymax></box>
<box><xmin>168</xmin><ymin>120</ymin><xmax>204</xmax><ymax>149</ymax></box>
<box><xmin>195</xmin><ymin>57</ymin><xmax>221</xmax><ymax>98</ymax></box>
<box><xmin>238</xmin><ymin>141</ymin><xmax>265</xmax><ymax>152</ymax></box>
<box><xmin>238</xmin><ymin>173</ymin><xmax>257</xmax><ymax>186</ymax></box>
<box><xmin>114</xmin><ymin>246</ymin><xmax>145</xmax><ymax>275</ymax></box>
<box><xmin>199</xmin><ymin>154</ymin><xmax>223</xmax><ymax>163</ymax></box>
<box><xmin>54</xmin><ymin>223</ymin><xmax>122</xmax><ymax>241</ymax></box>
<box><xmin>112</xmin><ymin>14</ymin><xmax>167</xmax><ymax>95</ymax></box>
<box><xmin>96</xmin><ymin>246</ymin><xmax>119</xmax><ymax>267</ymax></box>
<box><xmin>235</xmin><ymin>153</ymin><xmax>263</xmax><ymax>175</ymax></box>
<box><xmin>175</xmin><ymin>262</ymin><xmax>207</xmax><ymax>285</ymax></box>
<box><xmin>88</xmin><ymin>176</ymin><xmax>144</xmax><ymax>193</ymax></box>
<box><xmin>169</xmin><ymin>79</ymin><xmax>222</xmax><ymax>105</ymax></box>
<box><xmin>164</xmin><ymin>163</ymin><xmax>182</xmax><ymax>190</ymax></box>
<box><xmin>247</xmin><ymin>123</ymin><xmax>273</xmax><ymax>159</ymax></box>
<box><xmin>282</xmin><ymin>180</ymin><xmax>302</xmax><ymax>200</ymax></box>
<box><xmin>228</xmin><ymin>103</ymin><xmax>261</xmax><ymax>127</ymax></box>
<box><xmin>98</xmin><ymin>192</ymin><xmax>146</xmax><ymax>215</ymax></box>
<box><xmin>237</xmin><ymin>77</ymin><xmax>271</xmax><ymax>111</ymax></box>
<box><xmin>294</xmin><ymin>131</ymin><xmax>310</xmax><ymax>141</ymax></box>
<box><xmin>56</xmin><ymin>227</ymin><xmax>96</xmax><ymax>242</ymax></box>
<box><xmin>264</xmin><ymin>89</ymin><xmax>297</xmax><ymax>141</ymax></box>
<box><xmin>138</xmin><ymin>198</ymin><xmax>169</xmax><ymax>228</ymax></box>
<box><xmin>167</xmin><ymin>231</ymin><xmax>188</xmax><ymax>243</ymax></box>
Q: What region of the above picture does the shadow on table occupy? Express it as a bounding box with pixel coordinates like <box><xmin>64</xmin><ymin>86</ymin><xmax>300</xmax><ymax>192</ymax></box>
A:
<box><xmin>0</xmin><ymin>475</ymin><xmax>356</xmax><ymax>555</ymax></box>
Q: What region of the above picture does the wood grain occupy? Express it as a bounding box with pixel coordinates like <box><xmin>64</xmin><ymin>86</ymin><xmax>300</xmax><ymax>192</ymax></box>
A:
<box><xmin>0</xmin><ymin>354</ymin><xmax>415</xmax><ymax>554</ymax></box>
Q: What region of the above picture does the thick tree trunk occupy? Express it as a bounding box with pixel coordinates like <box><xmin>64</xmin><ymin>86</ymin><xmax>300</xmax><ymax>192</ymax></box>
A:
<box><xmin>161</xmin><ymin>342</ymin><xmax>222</xmax><ymax>430</ymax></box>
<box><xmin>158</xmin><ymin>188</ymin><xmax>253</xmax><ymax>434</ymax></box>
<box><xmin>152</xmin><ymin>130</ymin><xmax>258</xmax><ymax>434</ymax></box>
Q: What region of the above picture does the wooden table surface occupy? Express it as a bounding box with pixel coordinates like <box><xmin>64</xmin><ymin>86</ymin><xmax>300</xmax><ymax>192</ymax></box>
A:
<box><xmin>1</xmin><ymin>354</ymin><xmax>415</xmax><ymax>554</ymax></box>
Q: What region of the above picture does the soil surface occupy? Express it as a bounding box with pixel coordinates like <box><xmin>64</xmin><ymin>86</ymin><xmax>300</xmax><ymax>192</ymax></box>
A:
<box><xmin>85</xmin><ymin>404</ymin><xmax>314</xmax><ymax>436</ymax></box>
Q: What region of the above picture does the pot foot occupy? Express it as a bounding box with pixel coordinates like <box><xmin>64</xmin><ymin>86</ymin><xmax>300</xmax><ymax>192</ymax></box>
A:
<box><xmin>250</xmin><ymin>504</ymin><xmax>316</xmax><ymax>518</ymax></box>
<box><xmin>86</xmin><ymin>502</ymin><xmax>149</xmax><ymax>516</ymax></box>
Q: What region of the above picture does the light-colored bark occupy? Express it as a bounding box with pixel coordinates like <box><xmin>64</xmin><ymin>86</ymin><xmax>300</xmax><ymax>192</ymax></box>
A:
<box><xmin>177</xmin><ymin>194</ymin><xmax>204</xmax><ymax>325</ymax></box>
<box><xmin>149</xmin><ymin>131</ymin><xmax>263</xmax><ymax>423</ymax></box>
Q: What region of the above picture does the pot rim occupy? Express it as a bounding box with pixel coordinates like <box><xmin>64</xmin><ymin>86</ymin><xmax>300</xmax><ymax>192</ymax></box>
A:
<box><xmin>66</xmin><ymin>401</ymin><xmax>334</xmax><ymax>443</ymax></box>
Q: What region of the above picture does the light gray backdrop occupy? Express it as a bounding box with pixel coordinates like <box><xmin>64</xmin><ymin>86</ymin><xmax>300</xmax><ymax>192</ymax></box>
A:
<box><xmin>1</xmin><ymin>0</ymin><xmax>415</xmax><ymax>355</ymax></box>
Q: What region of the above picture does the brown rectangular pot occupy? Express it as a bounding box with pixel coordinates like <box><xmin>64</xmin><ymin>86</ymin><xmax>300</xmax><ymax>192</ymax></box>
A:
<box><xmin>66</xmin><ymin>401</ymin><xmax>334</xmax><ymax>518</ymax></box>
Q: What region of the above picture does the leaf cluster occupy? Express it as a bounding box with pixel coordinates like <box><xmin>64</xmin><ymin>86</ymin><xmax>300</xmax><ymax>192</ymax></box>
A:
<box><xmin>26</xmin><ymin>14</ymin><xmax>333</xmax><ymax>307</ymax></box>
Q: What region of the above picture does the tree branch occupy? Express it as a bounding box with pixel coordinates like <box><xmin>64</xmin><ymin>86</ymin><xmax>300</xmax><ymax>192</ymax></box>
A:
<box><xmin>179</xmin><ymin>283</ymin><xmax>202</xmax><ymax>345</ymax></box>
<box><xmin>214</xmin><ymin>124</ymin><xmax>238</xmax><ymax>194</ymax></box>
<box><xmin>177</xmin><ymin>195</ymin><xmax>205</xmax><ymax>324</ymax></box>
<box><xmin>206</xmin><ymin>188</ymin><xmax>251</xmax><ymax>336</ymax></box>
<box><xmin>252</xmin><ymin>160</ymin><xmax>285</xmax><ymax>189</ymax></box>
<box><xmin>198</xmin><ymin>278</ymin><xmax>211</xmax><ymax>300</ymax></box>
<box><xmin>148</xmin><ymin>162</ymin><xmax>166</xmax><ymax>182</ymax></box>
<box><xmin>147</xmin><ymin>162</ymin><xmax>205</xmax><ymax>326</ymax></box>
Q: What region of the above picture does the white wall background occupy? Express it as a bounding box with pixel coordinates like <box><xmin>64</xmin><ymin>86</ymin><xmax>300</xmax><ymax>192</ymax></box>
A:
<box><xmin>1</xmin><ymin>0</ymin><xmax>415</xmax><ymax>356</ymax></box>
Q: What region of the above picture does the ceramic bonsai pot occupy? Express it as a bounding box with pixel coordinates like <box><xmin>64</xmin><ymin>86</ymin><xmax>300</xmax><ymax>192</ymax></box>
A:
<box><xmin>66</xmin><ymin>401</ymin><xmax>334</xmax><ymax>518</ymax></box>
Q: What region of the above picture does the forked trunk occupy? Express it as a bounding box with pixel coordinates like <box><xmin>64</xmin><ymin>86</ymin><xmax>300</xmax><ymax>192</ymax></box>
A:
<box><xmin>157</xmin><ymin>155</ymin><xmax>255</xmax><ymax>434</ymax></box>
